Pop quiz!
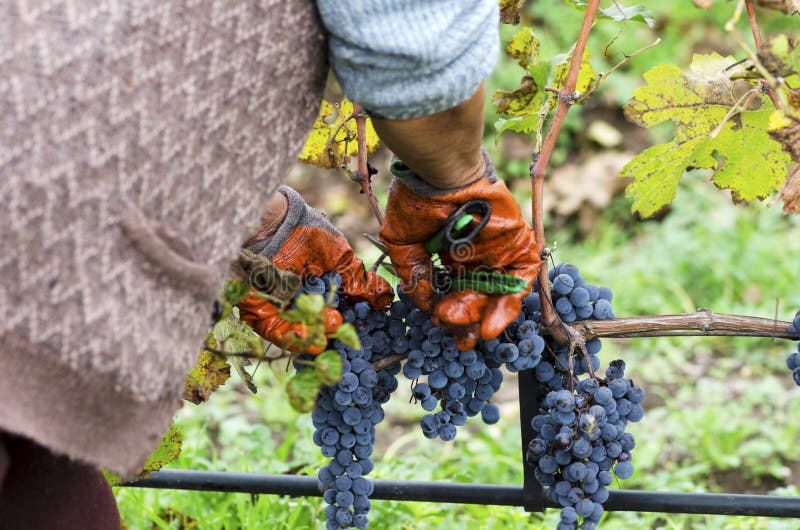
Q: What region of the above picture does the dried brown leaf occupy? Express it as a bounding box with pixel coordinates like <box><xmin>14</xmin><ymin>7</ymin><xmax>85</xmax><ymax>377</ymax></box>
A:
<box><xmin>782</xmin><ymin>167</ymin><xmax>800</xmax><ymax>213</ymax></box>
<box><xmin>500</xmin><ymin>0</ymin><xmax>525</xmax><ymax>24</ymax></box>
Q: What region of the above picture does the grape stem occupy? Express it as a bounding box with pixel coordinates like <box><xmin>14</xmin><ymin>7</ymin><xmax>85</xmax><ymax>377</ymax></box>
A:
<box><xmin>741</xmin><ymin>0</ymin><xmax>782</xmax><ymax>109</ymax></box>
<box><xmin>370</xmin><ymin>310</ymin><xmax>798</xmax><ymax>372</ymax></box>
<box><xmin>744</xmin><ymin>0</ymin><xmax>764</xmax><ymax>49</ymax></box>
<box><xmin>372</xmin><ymin>354</ymin><xmax>407</xmax><ymax>372</ymax></box>
<box><xmin>353</xmin><ymin>104</ymin><xmax>385</xmax><ymax>226</ymax></box>
<box><xmin>531</xmin><ymin>0</ymin><xmax>600</xmax><ymax>345</ymax></box>
<box><xmin>575</xmin><ymin>37</ymin><xmax>662</xmax><ymax>104</ymax></box>
<box><xmin>565</xmin><ymin>309</ymin><xmax>800</xmax><ymax>341</ymax></box>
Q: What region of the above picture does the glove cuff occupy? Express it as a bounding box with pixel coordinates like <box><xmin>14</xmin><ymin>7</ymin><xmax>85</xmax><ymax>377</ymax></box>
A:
<box><xmin>248</xmin><ymin>186</ymin><xmax>343</xmax><ymax>259</ymax></box>
<box><xmin>389</xmin><ymin>148</ymin><xmax>496</xmax><ymax>197</ymax></box>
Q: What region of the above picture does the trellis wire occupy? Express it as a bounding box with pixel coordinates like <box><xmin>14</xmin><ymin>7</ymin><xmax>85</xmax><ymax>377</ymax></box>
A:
<box><xmin>125</xmin><ymin>370</ymin><xmax>800</xmax><ymax>519</ymax></box>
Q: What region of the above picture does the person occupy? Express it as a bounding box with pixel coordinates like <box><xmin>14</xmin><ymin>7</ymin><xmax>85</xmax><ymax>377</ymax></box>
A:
<box><xmin>0</xmin><ymin>1</ymin><xmax>538</xmax><ymax>528</ymax></box>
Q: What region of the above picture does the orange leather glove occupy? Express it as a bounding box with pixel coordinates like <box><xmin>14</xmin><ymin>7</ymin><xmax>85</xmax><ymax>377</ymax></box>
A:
<box><xmin>238</xmin><ymin>295</ymin><xmax>343</xmax><ymax>354</ymax></box>
<box><xmin>238</xmin><ymin>186</ymin><xmax>393</xmax><ymax>353</ymax></box>
<box><xmin>379</xmin><ymin>151</ymin><xmax>541</xmax><ymax>351</ymax></box>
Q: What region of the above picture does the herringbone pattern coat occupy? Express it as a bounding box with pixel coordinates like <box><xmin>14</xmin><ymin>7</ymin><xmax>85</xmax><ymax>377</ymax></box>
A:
<box><xmin>0</xmin><ymin>0</ymin><xmax>326</xmax><ymax>477</ymax></box>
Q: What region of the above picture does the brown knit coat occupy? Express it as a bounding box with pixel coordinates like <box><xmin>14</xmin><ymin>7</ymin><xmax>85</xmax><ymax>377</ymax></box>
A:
<box><xmin>0</xmin><ymin>0</ymin><xmax>327</xmax><ymax>477</ymax></box>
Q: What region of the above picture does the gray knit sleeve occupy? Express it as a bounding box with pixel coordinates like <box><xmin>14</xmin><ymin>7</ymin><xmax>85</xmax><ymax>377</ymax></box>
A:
<box><xmin>315</xmin><ymin>0</ymin><xmax>499</xmax><ymax>120</ymax></box>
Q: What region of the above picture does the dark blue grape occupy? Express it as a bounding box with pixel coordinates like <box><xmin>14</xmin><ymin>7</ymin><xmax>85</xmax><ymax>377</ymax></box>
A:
<box><xmin>555</xmin><ymin>296</ymin><xmax>574</xmax><ymax>315</ymax></box>
<box><xmin>569</xmin><ymin>287</ymin><xmax>591</xmax><ymax>307</ymax></box>
<box><xmin>592</xmin><ymin>299</ymin><xmax>614</xmax><ymax>320</ymax></box>
<box><xmin>481</xmin><ymin>403</ymin><xmax>500</xmax><ymax>424</ymax></box>
<box><xmin>553</xmin><ymin>274</ymin><xmax>575</xmax><ymax>295</ymax></box>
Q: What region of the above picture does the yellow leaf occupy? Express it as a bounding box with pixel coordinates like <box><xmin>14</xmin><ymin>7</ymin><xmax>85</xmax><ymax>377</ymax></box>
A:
<box><xmin>621</xmin><ymin>54</ymin><xmax>792</xmax><ymax>217</ymax></box>
<box><xmin>506</xmin><ymin>28</ymin><xmax>539</xmax><ymax>68</ymax></box>
<box><xmin>492</xmin><ymin>75</ymin><xmax>542</xmax><ymax>116</ymax></box>
<box><xmin>298</xmin><ymin>98</ymin><xmax>380</xmax><ymax>169</ymax></box>
<box><xmin>139</xmin><ymin>423</ymin><xmax>183</xmax><ymax>478</ymax></box>
<box><xmin>553</xmin><ymin>46</ymin><xmax>597</xmax><ymax>99</ymax></box>
<box><xmin>769</xmin><ymin>110</ymin><xmax>792</xmax><ymax>132</ymax></box>
<box><xmin>182</xmin><ymin>335</ymin><xmax>231</xmax><ymax>404</ymax></box>
<box><xmin>106</xmin><ymin>423</ymin><xmax>185</xmax><ymax>485</ymax></box>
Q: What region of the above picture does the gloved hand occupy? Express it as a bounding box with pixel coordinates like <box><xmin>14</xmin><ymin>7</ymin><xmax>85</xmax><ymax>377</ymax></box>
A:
<box><xmin>238</xmin><ymin>186</ymin><xmax>393</xmax><ymax>354</ymax></box>
<box><xmin>238</xmin><ymin>294</ymin><xmax>343</xmax><ymax>354</ymax></box>
<box><xmin>379</xmin><ymin>151</ymin><xmax>541</xmax><ymax>351</ymax></box>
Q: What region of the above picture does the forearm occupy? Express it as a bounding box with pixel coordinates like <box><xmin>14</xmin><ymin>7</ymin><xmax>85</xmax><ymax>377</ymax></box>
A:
<box><xmin>371</xmin><ymin>84</ymin><xmax>487</xmax><ymax>190</ymax></box>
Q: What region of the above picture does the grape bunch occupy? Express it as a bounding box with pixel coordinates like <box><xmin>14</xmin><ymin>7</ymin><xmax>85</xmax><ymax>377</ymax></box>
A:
<box><xmin>301</xmin><ymin>261</ymin><xmax>632</xmax><ymax>529</ymax></box>
<box><xmin>304</xmin><ymin>276</ymin><xmax>402</xmax><ymax>529</ymax></box>
<box><xmin>398</xmin><ymin>286</ymin><xmax>546</xmax><ymax>441</ymax></box>
<box><xmin>786</xmin><ymin>310</ymin><xmax>800</xmax><ymax>387</ymax></box>
<box><xmin>526</xmin><ymin>361</ymin><xmax>645</xmax><ymax>530</ymax></box>
<box><xmin>516</xmin><ymin>264</ymin><xmax>645</xmax><ymax>529</ymax></box>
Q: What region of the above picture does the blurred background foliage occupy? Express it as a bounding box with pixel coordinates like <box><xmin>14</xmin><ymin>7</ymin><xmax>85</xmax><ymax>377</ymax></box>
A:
<box><xmin>115</xmin><ymin>1</ymin><xmax>800</xmax><ymax>528</ymax></box>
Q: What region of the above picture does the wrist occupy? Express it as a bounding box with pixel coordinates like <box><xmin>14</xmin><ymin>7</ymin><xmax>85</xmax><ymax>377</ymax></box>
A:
<box><xmin>418</xmin><ymin>149</ymin><xmax>486</xmax><ymax>190</ymax></box>
<box><xmin>244</xmin><ymin>191</ymin><xmax>289</xmax><ymax>247</ymax></box>
<box><xmin>390</xmin><ymin>148</ymin><xmax>495</xmax><ymax>196</ymax></box>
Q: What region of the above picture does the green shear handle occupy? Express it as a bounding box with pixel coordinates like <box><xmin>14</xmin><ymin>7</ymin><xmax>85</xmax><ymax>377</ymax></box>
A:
<box><xmin>424</xmin><ymin>200</ymin><xmax>528</xmax><ymax>296</ymax></box>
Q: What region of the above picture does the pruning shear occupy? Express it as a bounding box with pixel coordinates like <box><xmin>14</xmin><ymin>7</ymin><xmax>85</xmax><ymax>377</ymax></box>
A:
<box><xmin>423</xmin><ymin>200</ymin><xmax>528</xmax><ymax>296</ymax></box>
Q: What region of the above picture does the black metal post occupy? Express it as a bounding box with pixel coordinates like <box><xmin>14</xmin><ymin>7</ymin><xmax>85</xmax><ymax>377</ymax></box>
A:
<box><xmin>518</xmin><ymin>368</ymin><xmax>545</xmax><ymax>511</ymax></box>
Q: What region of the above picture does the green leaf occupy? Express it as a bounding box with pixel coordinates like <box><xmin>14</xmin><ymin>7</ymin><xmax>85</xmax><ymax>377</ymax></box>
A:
<box><xmin>760</xmin><ymin>34</ymin><xmax>800</xmax><ymax>78</ymax></box>
<box><xmin>330</xmin><ymin>322</ymin><xmax>361</xmax><ymax>350</ymax></box>
<box><xmin>564</xmin><ymin>0</ymin><xmax>655</xmax><ymax>26</ymax></box>
<box><xmin>621</xmin><ymin>53</ymin><xmax>793</xmax><ymax>217</ymax></box>
<box><xmin>598</xmin><ymin>4</ymin><xmax>655</xmax><ymax>27</ymax></box>
<box><xmin>103</xmin><ymin>469</ymin><xmax>122</xmax><ymax>487</ymax></box>
<box><xmin>506</xmin><ymin>28</ymin><xmax>540</xmax><ymax>68</ymax></box>
<box><xmin>528</xmin><ymin>62</ymin><xmax>554</xmax><ymax>90</ymax></box>
<box><xmin>214</xmin><ymin>314</ymin><xmax>265</xmax><ymax>356</ymax></box>
<box><xmin>314</xmin><ymin>349</ymin><xmax>343</xmax><ymax>386</ymax></box>
<box><xmin>619</xmin><ymin>139</ymin><xmax>706</xmax><ymax>216</ymax></box>
<box><xmin>286</xmin><ymin>369</ymin><xmax>322</xmax><ymax>412</ymax></box>
<box><xmin>495</xmin><ymin>114</ymin><xmax>542</xmax><ymax>135</ymax></box>
<box><xmin>230</xmin><ymin>356</ymin><xmax>258</xmax><ymax>394</ymax></box>
<box><xmin>222</xmin><ymin>280</ymin><xmax>250</xmax><ymax>306</ymax></box>
<box><xmin>492</xmin><ymin>30</ymin><xmax>554</xmax><ymax>139</ymax></box>
<box><xmin>705</xmin><ymin>110</ymin><xmax>790</xmax><ymax>202</ymax></box>
<box><xmin>284</xmin><ymin>293</ymin><xmax>325</xmax><ymax>322</ymax></box>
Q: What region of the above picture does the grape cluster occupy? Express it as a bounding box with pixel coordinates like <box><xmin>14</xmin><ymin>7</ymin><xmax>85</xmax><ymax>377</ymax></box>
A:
<box><xmin>305</xmin><ymin>276</ymin><xmax>402</xmax><ymax>529</ymax></box>
<box><xmin>398</xmin><ymin>286</ymin><xmax>546</xmax><ymax>441</ymax></box>
<box><xmin>517</xmin><ymin>264</ymin><xmax>644</xmax><ymax>529</ymax></box>
<box><xmin>786</xmin><ymin>310</ymin><xmax>800</xmax><ymax>387</ymax></box>
<box><xmin>526</xmin><ymin>361</ymin><xmax>644</xmax><ymax>529</ymax></box>
<box><xmin>301</xmin><ymin>261</ymin><xmax>633</xmax><ymax>529</ymax></box>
